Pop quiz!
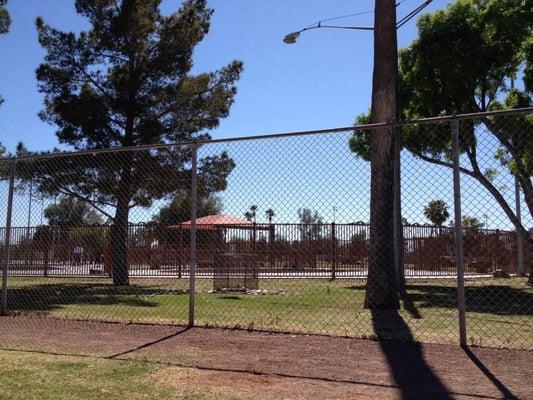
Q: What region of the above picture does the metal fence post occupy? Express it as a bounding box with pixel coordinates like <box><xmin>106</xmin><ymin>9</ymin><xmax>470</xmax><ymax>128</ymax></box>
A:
<box><xmin>1</xmin><ymin>159</ymin><xmax>16</xmax><ymax>316</ymax></box>
<box><xmin>393</xmin><ymin>128</ymin><xmax>405</xmax><ymax>292</ymax></box>
<box><xmin>331</xmin><ymin>222</ymin><xmax>336</xmax><ymax>280</ymax></box>
<box><xmin>451</xmin><ymin>118</ymin><xmax>467</xmax><ymax>347</ymax></box>
<box><xmin>515</xmin><ymin>177</ymin><xmax>525</xmax><ymax>276</ymax></box>
<box><xmin>188</xmin><ymin>143</ymin><xmax>198</xmax><ymax>328</ymax></box>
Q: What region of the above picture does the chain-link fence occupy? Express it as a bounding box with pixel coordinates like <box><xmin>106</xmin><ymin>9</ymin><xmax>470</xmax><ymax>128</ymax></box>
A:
<box><xmin>0</xmin><ymin>108</ymin><xmax>531</xmax><ymax>352</ymax></box>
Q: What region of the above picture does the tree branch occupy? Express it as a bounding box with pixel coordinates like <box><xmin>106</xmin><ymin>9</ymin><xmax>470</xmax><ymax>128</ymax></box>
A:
<box><xmin>476</xmin><ymin>112</ymin><xmax>533</xmax><ymax>217</ymax></box>
<box><xmin>414</xmin><ymin>152</ymin><xmax>531</xmax><ymax>244</ymax></box>
<box><xmin>58</xmin><ymin>188</ymin><xmax>114</xmax><ymax>220</ymax></box>
<box><xmin>154</xmin><ymin>78</ymin><xmax>228</xmax><ymax>122</ymax></box>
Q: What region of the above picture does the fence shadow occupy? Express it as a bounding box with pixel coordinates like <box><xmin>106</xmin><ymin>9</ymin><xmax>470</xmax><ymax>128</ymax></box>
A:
<box><xmin>6</xmin><ymin>282</ymin><xmax>188</xmax><ymax>313</ymax></box>
<box><xmin>371</xmin><ymin>309</ymin><xmax>452</xmax><ymax>400</ymax></box>
<box><xmin>462</xmin><ymin>348</ymin><xmax>518</xmax><ymax>400</ymax></box>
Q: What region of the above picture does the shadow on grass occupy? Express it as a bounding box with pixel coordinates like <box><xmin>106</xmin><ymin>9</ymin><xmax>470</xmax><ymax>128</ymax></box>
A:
<box><xmin>347</xmin><ymin>282</ymin><xmax>533</xmax><ymax>316</ymax></box>
<box><xmin>371</xmin><ymin>309</ymin><xmax>452</xmax><ymax>400</ymax></box>
<box><xmin>6</xmin><ymin>283</ymin><xmax>188</xmax><ymax>313</ymax></box>
<box><xmin>219</xmin><ymin>296</ymin><xmax>242</xmax><ymax>300</ymax></box>
<box><xmin>401</xmin><ymin>292</ymin><xmax>422</xmax><ymax>319</ymax></box>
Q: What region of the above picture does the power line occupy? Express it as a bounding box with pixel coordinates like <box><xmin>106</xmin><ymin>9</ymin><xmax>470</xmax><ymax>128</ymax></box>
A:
<box><xmin>305</xmin><ymin>10</ymin><xmax>373</xmax><ymax>28</ymax></box>
<box><xmin>304</xmin><ymin>0</ymin><xmax>411</xmax><ymax>30</ymax></box>
<box><xmin>397</xmin><ymin>0</ymin><xmax>433</xmax><ymax>29</ymax></box>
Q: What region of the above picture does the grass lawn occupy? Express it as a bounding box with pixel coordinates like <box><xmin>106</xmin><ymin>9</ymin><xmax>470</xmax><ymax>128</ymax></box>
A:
<box><xmin>0</xmin><ymin>350</ymin><xmax>237</xmax><ymax>400</ymax></box>
<box><xmin>6</xmin><ymin>276</ymin><xmax>533</xmax><ymax>348</ymax></box>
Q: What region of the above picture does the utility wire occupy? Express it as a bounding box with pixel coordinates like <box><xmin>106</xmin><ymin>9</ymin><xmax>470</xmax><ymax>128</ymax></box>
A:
<box><xmin>397</xmin><ymin>0</ymin><xmax>433</xmax><ymax>28</ymax></box>
<box><xmin>305</xmin><ymin>10</ymin><xmax>373</xmax><ymax>28</ymax></box>
<box><xmin>304</xmin><ymin>0</ymin><xmax>410</xmax><ymax>30</ymax></box>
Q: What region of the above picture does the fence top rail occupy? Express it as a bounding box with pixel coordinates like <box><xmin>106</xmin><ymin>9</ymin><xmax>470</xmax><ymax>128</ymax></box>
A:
<box><xmin>1</xmin><ymin>107</ymin><xmax>531</xmax><ymax>163</ymax></box>
<box><xmin>0</xmin><ymin>223</ymin><xmax>518</xmax><ymax>236</ymax></box>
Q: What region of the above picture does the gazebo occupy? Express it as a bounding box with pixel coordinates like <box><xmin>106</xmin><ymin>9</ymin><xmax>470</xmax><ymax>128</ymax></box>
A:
<box><xmin>171</xmin><ymin>214</ymin><xmax>274</xmax><ymax>290</ymax></box>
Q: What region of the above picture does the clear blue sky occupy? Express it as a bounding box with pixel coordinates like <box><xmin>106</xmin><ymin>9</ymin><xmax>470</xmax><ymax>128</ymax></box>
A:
<box><xmin>1</xmin><ymin>0</ymin><xmax>530</xmax><ymax>231</ymax></box>
<box><xmin>0</xmin><ymin>0</ymin><xmax>451</xmax><ymax>150</ymax></box>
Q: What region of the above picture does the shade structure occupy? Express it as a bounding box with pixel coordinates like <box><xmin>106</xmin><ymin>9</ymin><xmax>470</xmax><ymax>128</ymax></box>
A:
<box><xmin>170</xmin><ymin>214</ymin><xmax>270</xmax><ymax>231</ymax></box>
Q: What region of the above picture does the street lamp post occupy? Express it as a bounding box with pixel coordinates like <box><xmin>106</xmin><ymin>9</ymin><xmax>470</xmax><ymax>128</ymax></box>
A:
<box><xmin>283</xmin><ymin>22</ymin><xmax>373</xmax><ymax>44</ymax></box>
<box><xmin>283</xmin><ymin>2</ymin><xmax>432</xmax><ymax>297</ymax></box>
<box><xmin>283</xmin><ymin>1</ymin><xmax>433</xmax><ymax>44</ymax></box>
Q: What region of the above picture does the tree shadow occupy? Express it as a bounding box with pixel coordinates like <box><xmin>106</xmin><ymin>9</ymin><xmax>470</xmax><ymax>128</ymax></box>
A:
<box><xmin>219</xmin><ymin>295</ymin><xmax>242</xmax><ymax>300</ymax></box>
<box><xmin>407</xmin><ymin>283</ymin><xmax>533</xmax><ymax>316</ymax></box>
<box><xmin>6</xmin><ymin>282</ymin><xmax>188</xmax><ymax>313</ymax></box>
<box><xmin>401</xmin><ymin>291</ymin><xmax>422</xmax><ymax>319</ymax></box>
<box><xmin>346</xmin><ymin>282</ymin><xmax>533</xmax><ymax>316</ymax></box>
<box><xmin>371</xmin><ymin>309</ymin><xmax>452</xmax><ymax>400</ymax></box>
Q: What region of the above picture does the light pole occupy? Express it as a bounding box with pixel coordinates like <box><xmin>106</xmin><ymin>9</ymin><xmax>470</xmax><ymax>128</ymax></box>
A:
<box><xmin>283</xmin><ymin>22</ymin><xmax>373</xmax><ymax>44</ymax></box>
<box><xmin>283</xmin><ymin>1</ymin><xmax>433</xmax><ymax>299</ymax></box>
<box><xmin>283</xmin><ymin>1</ymin><xmax>433</xmax><ymax>44</ymax></box>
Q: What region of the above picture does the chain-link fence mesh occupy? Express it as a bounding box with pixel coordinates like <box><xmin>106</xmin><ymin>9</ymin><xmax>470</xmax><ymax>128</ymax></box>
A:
<box><xmin>0</xmin><ymin>109</ymin><xmax>531</xmax><ymax>353</ymax></box>
<box><xmin>458</xmin><ymin>113</ymin><xmax>533</xmax><ymax>348</ymax></box>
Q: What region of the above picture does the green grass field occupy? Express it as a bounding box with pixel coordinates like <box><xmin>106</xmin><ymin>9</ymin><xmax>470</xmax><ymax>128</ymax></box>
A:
<box><xmin>6</xmin><ymin>276</ymin><xmax>533</xmax><ymax>348</ymax></box>
<box><xmin>0</xmin><ymin>350</ymin><xmax>232</xmax><ymax>400</ymax></box>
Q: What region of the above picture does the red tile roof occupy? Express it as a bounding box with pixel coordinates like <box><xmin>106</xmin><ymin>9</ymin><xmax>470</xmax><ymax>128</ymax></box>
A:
<box><xmin>177</xmin><ymin>214</ymin><xmax>252</xmax><ymax>227</ymax></box>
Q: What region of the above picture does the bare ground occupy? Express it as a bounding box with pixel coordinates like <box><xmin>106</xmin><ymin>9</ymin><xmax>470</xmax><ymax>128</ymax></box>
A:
<box><xmin>0</xmin><ymin>315</ymin><xmax>531</xmax><ymax>400</ymax></box>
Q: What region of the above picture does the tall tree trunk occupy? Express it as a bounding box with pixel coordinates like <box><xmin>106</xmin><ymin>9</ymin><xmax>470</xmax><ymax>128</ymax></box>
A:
<box><xmin>525</xmin><ymin>237</ymin><xmax>533</xmax><ymax>286</ymax></box>
<box><xmin>365</xmin><ymin>0</ymin><xmax>400</xmax><ymax>309</ymax></box>
<box><xmin>111</xmin><ymin>154</ymin><xmax>133</xmax><ymax>286</ymax></box>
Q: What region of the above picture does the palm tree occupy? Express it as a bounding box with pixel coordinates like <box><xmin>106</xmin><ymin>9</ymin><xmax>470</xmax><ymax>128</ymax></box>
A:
<box><xmin>250</xmin><ymin>205</ymin><xmax>258</xmax><ymax>223</ymax></box>
<box><xmin>423</xmin><ymin>200</ymin><xmax>450</xmax><ymax>235</ymax></box>
<box><xmin>244</xmin><ymin>211</ymin><xmax>253</xmax><ymax>222</ymax></box>
<box><xmin>265</xmin><ymin>208</ymin><xmax>275</xmax><ymax>224</ymax></box>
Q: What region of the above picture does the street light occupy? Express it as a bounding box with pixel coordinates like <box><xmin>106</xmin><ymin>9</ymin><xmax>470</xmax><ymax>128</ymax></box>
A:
<box><xmin>283</xmin><ymin>31</ymin><xmax>300</xmax><ymax>44</ymax></box>
<box><xmin>283</xmin><ymin>23</ymin><xmax>373</xmax><ymax>45</ymax></box>
<box><xmin>283</xmin><ymin>0</ymin><xmax>432</xmax><ymax>44</ymax></box>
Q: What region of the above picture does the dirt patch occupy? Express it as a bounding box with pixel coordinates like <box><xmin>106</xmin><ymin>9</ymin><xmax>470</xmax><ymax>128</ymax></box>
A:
<box><xmin>152</xmin><ymin>366</ymin><xmax>400</xmax><ymax>400</ymax></box>
<box><xmin>0</xmin><ymin>315</ymin><xmax>180</xmax><ymax>357</ymax></box>
<box><xmin>1</xmin><ymin>315</ymin><xmax>531</xmax><ymax>400</ymax></box>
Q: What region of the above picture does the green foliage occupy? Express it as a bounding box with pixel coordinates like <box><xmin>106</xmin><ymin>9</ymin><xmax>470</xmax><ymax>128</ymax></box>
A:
<box><xmin>525</xmin><ymin>36</ymin><xmax>533</xmax><ymax>92</ymax></box>
<box><xmin>0</xmin><ymin>0</ymin><xmax>10</xmax><ymax>107</ymax></box>
<box><xmin>44</xmin><ymin>196</ymin><xmax>103</xmax><ymax>226</ymax></box>
<box><xmin>489</xmin><ymin>89</ymin><xmax>533</xmax><ymax>177</ymax></box>
<box><xmin>244</xmin><ymin>205</ymin><xmax>258</xmax><ymax>222</ymax></box>
<box><xmin>0</xmin><ymin>0</ymin><xmax>9</xmax><ymax>35</ymax></box>
<box><xmin>8</xmin><ymin>0</ymin><xmax>243</xmax><ymax>284</ymax></box>
<box><xmin>154</xmin><ymin>191</ymin><xmax>222</xmax><ymax>225</ymax></box>
<box><xmin>399</xmin><ymin>0</ymin><xmax>531</xmax><ymax>117</ymax></box>
<box><xmin>461</xmin><ymin>215</ymin><xmax>485</xmax><ymax>235</ymax></box>
<box><xmin>27</xmin><ymin>0</ymin><xmax>241</xmax><ymax>213</ymax></box>
<box><xmin>35</xmin><ymin>0</ymin><xmax>242</xmax><ymax>149</ymax></box>
<box><xmin>265</xmin><ymin>208</ymin><xmax>275</xmax><ymax>223</ymax></box>
<box><xmin>349</xmin><ymin>0</ymin><xmax>533</xmax><ymax>232</ymax></box>
<box><xmin>423</xmin><ymin>200</ymin><xmax>450</xmax><ymax>226</ymax></box>
<box><xmin>395</xmin><ymin>0</ymin><xmax>532</xmax><ymax>170</ymax></box>
<box><xmin>69</xmin><ymin>226</ymin><xmax>109</xmax><ymax>251</ymax></box>
<box><xmin>348</xmin><ymin>112</ymin><xmax>372</xmax><ymax>162</ymax></box>
<box><xmin>297</xmin><ymin>208</ymin><xmax>324</xmax><ymax>240</ymax></box>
